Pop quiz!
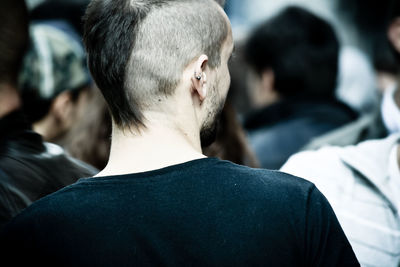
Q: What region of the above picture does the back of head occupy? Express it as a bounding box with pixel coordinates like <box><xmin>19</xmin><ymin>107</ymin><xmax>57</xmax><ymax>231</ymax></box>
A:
<box><xmin>18</xmin><ymin>23</ymin><xmax>91</xmax><ymax>123</ymax></box>
<box><xmin>83</xmin><ymin>0</ymin><xmax>228</xmax><ymax>130</ymax></box>
<box><xmin>245</xmin><ymin>6</ymin><xmax>339</xmax><ymax>98</ymax></box>
<box><xmin>0</xmin><ymin>0</ymin><xmax>29</xmax><ymax>85</ymax></box>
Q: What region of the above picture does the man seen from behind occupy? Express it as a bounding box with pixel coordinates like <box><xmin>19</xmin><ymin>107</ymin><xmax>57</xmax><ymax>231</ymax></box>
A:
<box><xmin>1</xmin><ymin>0</ymin><xmax>358</xmax><ymax>266</ymax></box>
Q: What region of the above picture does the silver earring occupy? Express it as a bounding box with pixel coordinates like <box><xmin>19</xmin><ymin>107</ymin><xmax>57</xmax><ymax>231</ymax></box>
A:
<box><xmin>195</xmin><ymin>72</ymin><xmax>202</xmax><ymax>80</ymax></box>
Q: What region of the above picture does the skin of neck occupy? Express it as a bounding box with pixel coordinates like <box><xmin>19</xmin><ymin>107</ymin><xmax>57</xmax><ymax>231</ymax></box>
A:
<box><xmin>0</xmin><ymin>83</ymin><xmax>21</xmax><ymax>118</ymax></box>
<box><xmin>96</xmin><ymin>73</ymin><xmax>206</xmax><ymax>177</ymax></box>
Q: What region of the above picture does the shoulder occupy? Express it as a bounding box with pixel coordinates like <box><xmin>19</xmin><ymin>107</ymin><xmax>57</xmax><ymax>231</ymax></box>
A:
<box><xmin>0</xmin><ymin>181</ymin><xmax>82</xmax><ymax>239</ymax></box>
<box><xmin>7</xmin><ymin>181</ymin><xmax>78</xmax><ymax>219</ymax></box>
<box><xmin>0</xmin><ymin>185</ymin><xmax>74</xmax><ymax>261</ymax></box>
<box><xmin>213</xmin><ymin>159</ymin><xmax>318</xmax><ymax>202</ymax></box>
<box><xmin>283</xmin><ymin>135</ymin><xmax>400</xmax><ymax>180</ymax></box>
<box><xmin>280</xmin><ymin>146</ymin><xmax>356</xmax><ymax>203</ymax></box>
<box><xmin>283</xmin><ymin>146</ymin><xmax>343</xmax><ymax>166</ymax></box>
<box><xmin>43</xmin><ymin>142</ymin><xmax>98</xmax><ymax>176</ymax></box>
<box><xmin>281</xmin><ymin>146</ymin><xmax>347</xmax><ymax>182</ymax></box>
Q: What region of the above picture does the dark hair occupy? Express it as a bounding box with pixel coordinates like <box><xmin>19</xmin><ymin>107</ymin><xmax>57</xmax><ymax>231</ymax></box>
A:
<box><xmin>0</xmin><ymin>0</ymin><xmax>29</xmax><ymax>85</ymax></box>
<box><xmin>83</xmin><ymin>0</ymin><xmax>228</xmax><ymax>130</ymax></box>
<box><xmin>22</xmin><ymin>85</ymin><xmax>89</xmax><ymax>124</ymax></box>
<box><xmin>30</xmin><ymin>1</ymin><xmax>89</xmax><ymax>36</ymax></box>
<box><xmin>245</xmin><ymin>6</ymin><xmax>339</xmax><ymax>98</ymax></box>
<box><xmin>387</xmin><ymin>0</ymin><xmax>400</xmax><ymax>23</ymax></box>
<box><xmin>373</xmin><ymin>36</ymin><xmax>400</xmax><ymax>74</ymax></box>
<box><xmin>385</xmin><ymin>0</ymin><xmax>400</xmax><ymax>65</ymax></box>
<box><xmin>336</xmin><ymin>0</ymin><xmax>399</xmax><ymax>56</ymax></box>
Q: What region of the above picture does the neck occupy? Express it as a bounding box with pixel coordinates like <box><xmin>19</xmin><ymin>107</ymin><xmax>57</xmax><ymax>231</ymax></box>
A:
<box><xmin>0</xmin><ymin>83</ymin><xmax>21</xmax><ymax>117</ymax></box>
<box><xmin>97</xmin><ymin>114</ymin><xmax>205</xmax><ymax>177</ymax></box>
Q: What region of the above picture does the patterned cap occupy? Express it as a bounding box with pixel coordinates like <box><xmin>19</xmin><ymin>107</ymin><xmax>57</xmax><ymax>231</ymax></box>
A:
<box><xmin>18</xmin><ymin>22</ymin><xmax>91</xmax><ymax>100</ymax></box>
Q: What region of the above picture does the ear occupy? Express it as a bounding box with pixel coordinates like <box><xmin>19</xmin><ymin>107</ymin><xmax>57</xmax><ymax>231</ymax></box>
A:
<box><xmin>249</xmin><ymin>68</ymin><xmax>278</xmax><ymax>108</ymax></box>
<box><xmin>51</xmin><ymin>91</ymin><xmax>74</xmax><ymax>125</ymax></box>
<box><xmin>388</xmin><ymin>17</ymin><xmax>400</xmax><ymax>53</ymax></box>
<box><xmin>260</xmin><ymin>69</ymin><xmax>275</xmax><ymax>92</ymax></box>
<box><xmin>191</xmin><ymin>54</ymin><xmax>208</xmax><ymax>101</ymax></box>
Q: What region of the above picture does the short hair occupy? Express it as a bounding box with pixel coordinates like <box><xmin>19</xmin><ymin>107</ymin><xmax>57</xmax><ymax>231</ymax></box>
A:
<box><xmin>0</xmin><ymin>0</ymin><xmax>29</xmax><ymax>84</ymax></box>
<box><xmin>245</xmin><ymin>6</ymin><xmax>339</xmax><ymax>98</ymax></box>
<box><xmin>373</xmin><ymin>36</ymin><xmax>399</xmax><ymax>74</ymax></box>
<box><xmin>83</xmin><ymin>0</ymin><xmax>228</xmax><ymax>130</ymax></box>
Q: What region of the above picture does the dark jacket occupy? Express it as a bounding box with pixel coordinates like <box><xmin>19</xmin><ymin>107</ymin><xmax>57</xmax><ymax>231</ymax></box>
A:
<box><xmin>0</xmin><ymin>110</ymin><xmax>97</xmax><ymax>228</ymax></box>
<box><xmin>244</xmin><ymin>97</ymin><xmax>358</xmax><ymax>169</ymax></box>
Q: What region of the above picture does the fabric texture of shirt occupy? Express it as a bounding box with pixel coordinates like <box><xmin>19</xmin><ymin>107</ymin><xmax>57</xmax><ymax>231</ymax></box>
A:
<box><xmin>1</xmin><ymin>158</ymin><xmax>358</xmax><ymax>266</ymax></box>
<box><xmin>282</xmin><ymin>134</ymin><xmax>400</xmax><ymax>266</ymax></box>
<box><xmin>0</xmin><ymin>110</ymin><xmax>97</xmax><ymax>229</ymax></box>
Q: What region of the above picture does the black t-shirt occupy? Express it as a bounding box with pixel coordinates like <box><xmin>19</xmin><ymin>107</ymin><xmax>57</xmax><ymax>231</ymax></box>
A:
<box><xmin>0</xmin><ymin>158</ymin><xmax>359</xmax><ymax>266</ymax></box>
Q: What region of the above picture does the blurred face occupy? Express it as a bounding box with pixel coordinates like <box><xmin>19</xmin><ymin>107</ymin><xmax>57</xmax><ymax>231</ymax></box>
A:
<box><xmin>200</xmin><ymin>22</ymin><xmax>234</xmax><ymax>147</ymax></box>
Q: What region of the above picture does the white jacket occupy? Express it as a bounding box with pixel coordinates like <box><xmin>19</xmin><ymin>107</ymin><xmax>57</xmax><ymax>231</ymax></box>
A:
<box><xmin>282</xmin><ymin>134</ymin><xmax>400</xmax><ymax>267</ymax></box>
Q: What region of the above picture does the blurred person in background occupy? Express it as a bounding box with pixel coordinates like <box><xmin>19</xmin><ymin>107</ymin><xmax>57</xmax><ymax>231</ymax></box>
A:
<box><xmin>243</xmin><ymin>6</ymin><xmax>357</xmax><ymax>169</ymax></box>
<box><xmin>0</xmin><ymin>0</ymin><xmax>96</xmax><ymax>230</ymax></box>
<box><xmin>26</xmin><ymin>0</ymin><xmax>112</xmax><ymax>169</ymax></box>
<box><xmin>335</xmin><ymin>46</ymin><xmax>379</xmax><ymax>115</ymax></box>
<box><xmin>282</xmin><ymin>1</ymin><xmax>400</xmax><ymax>265</ymax></box>
<box><xmin>227</xmin><ymin>0</ymin><xmax>400</xmax><ymax>122</ymax></box>
<box><xmin>304</xmin><ymin>3</ymin><xmax>400</xmax><ymax>150</ymax></box>
<box><xmin>29</xmin><ymin>0</ymin><xmax>89</xmax><ymax>36</ymax></box>
<box><xmin>0</xmin><ymin>0</ymin><xmax>358</xmax><ymax>265</ymax></box>
<box><xmin>57</xmin><ymin>87</ymin><xmax>111</xmax><ymax>170</ymax></box>
<box><xmin>299</xmin><ymin>46</ymin><xmax>397</xmax><ymax>151</ymax></box>
<box><xmin>19</xmin><ymin>22</ymin><xmax>93</xmax><ymax>144</ymax></box>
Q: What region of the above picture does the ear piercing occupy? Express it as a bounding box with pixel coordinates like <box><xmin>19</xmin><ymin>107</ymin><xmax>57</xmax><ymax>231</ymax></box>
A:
<box><xmin>195</xmin><ymin>72</ymin><xmax>202</xmax><ymax>80</ymax></box>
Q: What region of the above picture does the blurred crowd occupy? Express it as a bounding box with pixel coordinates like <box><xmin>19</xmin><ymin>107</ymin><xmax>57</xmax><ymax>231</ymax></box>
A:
<box><xmin>0</xmin><ymin>0</ymin><xmax>400</xmax><ymax>266</ymax></box>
